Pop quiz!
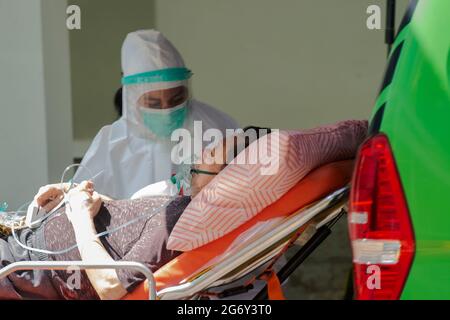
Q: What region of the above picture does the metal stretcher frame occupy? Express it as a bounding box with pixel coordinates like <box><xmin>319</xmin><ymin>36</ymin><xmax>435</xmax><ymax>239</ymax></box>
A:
<box><xmin>0</xmin><ymin>186</ymin><xmax>348</xmax><ymax>300</ymax></box>
<box><xmin>0</xmin><ymin>261</ymin><xmax>157</xmax><ymax>300</ymax></box>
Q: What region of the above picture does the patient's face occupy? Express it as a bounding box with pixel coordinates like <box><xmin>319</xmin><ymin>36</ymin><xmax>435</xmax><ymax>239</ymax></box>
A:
<box><xmin>137</xmin><ymin>86</ymin><xmax>188</xmax><ymax>109</ymax></box>
<box><xmin>190</xmin><ymin>133</ymin><xmax>256</xmax><ymax>198</ymax></box>
<box><xmin>190</xmin><ymin>162</ymin><xmax>224</xmax><ymax>198</ymax></box>
<box><xmin>190</xmin><ymin>141</ymin><xmax>227</xmax><ymax>198</ymax></box>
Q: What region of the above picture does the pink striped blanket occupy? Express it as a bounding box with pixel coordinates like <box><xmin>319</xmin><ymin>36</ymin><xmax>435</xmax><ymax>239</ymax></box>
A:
<box><xmin>167</xmin><ymin>120</ymin><xmax>368</xmax><ymax>251</ymax></box>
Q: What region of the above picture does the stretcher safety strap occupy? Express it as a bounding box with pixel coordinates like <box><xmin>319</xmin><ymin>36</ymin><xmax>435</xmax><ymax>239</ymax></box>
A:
<box><xmin>260</xmin><ymin>270</ymin><xmax>285</xmax><ymax>300</ymax></box>
<box><xmin>257</xmin><ymin>223</ymin><xmax>310</xmax><ymax>300</ymax></box>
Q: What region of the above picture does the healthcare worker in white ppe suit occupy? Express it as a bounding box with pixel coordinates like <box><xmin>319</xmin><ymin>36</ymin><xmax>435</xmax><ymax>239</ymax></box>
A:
<box><xmin>74</xmin><ymin>30</ymin><xmax>239</xmax><ymax>199</ymax></box>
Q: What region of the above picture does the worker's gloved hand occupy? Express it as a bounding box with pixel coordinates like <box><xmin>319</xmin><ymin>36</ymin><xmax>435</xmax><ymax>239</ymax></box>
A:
<box><xmin>34</xmin><ymin>183</ymin><xmax>69</xmax><ymax>213</ymax></box>
<box><xmin>66</xmin><ymin>181</ymin><xmax>102</xmax><ymax>225</ymax></box>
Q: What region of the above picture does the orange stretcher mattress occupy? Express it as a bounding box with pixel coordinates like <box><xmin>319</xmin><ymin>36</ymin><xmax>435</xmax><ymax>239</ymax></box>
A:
<box><xmin>123</xmin><ymin>160</ymin><xmax>354</xmax><ymax>300</ymax></box>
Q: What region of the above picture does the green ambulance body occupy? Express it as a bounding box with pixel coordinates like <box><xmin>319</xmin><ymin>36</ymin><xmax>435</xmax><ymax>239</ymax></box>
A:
<box><xmin>349</xmin><ymin>0</ymin><xmax>450</xmax><ymax>299</ymax></box>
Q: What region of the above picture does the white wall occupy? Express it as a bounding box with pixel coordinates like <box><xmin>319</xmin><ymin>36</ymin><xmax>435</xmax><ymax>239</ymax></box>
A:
<box><xmin>155</xmin><ymin>0</ymin><xmax>409</xmax><ymax>130</ymax></box>
<box><xmin>42</xmin><ymin>0</ymin><xmax>74</xmax><ymax>183</ymax></box>
<box><xmin>0</xmin><ymin>0</ymin><xmax>73</xmax><ymax>208</ymax></box>
<box><xmin>69</xmin><ymin>0</ymin><xmax>156</xmax><ymax>142</ymax></box>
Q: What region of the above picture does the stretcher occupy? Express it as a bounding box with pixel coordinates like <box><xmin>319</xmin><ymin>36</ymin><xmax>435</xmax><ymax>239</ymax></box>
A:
<box><xmin>0</xmin><ymin>160</ymin><xmax>353</xmax><ymax>300</ymax></box>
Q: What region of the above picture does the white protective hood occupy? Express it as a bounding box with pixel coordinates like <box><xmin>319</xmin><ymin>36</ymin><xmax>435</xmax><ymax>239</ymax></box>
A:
<box><xmin>74</xmin><ymin>30</ymin><xmax>239</xmax><ymax>199</ymax></box>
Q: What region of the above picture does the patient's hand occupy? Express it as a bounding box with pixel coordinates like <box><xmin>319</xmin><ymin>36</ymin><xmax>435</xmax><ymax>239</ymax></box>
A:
<box><xmin>65</xmin><ymin>181</ymin><xmax>126</xmax><ymax>300</ymax></box>
<box><xmin>66</xmin><ymin>181</ymin><xmax>102</xmax><ymax>226</ymax></box>
<box><xmin>35</xmin><ymin>181</ymin><xmax>111</xmax><ymax>214</ymax></box>
<box><xmin>34</xmin><ymin>183</ymin><xmax>69</xmax><ymax>212</ymax></box>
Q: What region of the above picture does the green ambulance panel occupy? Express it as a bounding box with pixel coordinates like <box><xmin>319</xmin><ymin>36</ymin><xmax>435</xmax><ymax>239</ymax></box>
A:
<box><xmin>370</xmin><ymin>0</ymin><xmax>450</xmax><ymax>299</ymax></box>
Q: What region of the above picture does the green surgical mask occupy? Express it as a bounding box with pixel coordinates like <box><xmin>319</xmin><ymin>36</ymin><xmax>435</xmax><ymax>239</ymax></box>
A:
<box><xmin>140</xmin><ymin>102</ymin><xmax>187</xmax><ymax>138</ymax></box>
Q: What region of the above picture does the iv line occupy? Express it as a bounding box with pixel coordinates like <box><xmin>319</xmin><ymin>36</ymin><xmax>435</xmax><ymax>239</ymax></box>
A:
<box><xmin>11</xmin><ymin>163</ymin><xmax>174</xmax><ymax>255</ymax></box>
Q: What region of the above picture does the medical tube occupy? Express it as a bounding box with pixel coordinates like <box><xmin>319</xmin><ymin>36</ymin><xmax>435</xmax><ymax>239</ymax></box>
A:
<box><xmin>59</xmin><ymin>163</ymin><xmax>95</xmax><ymax>192</ymax></box>
<box><xmin>11</xmin><ymin>164</ymin><xmax>176</xmax><ymax>255</ymax></box>
<box><xmin>15</xmin><ymin>164</ymin><xmax>94</xmax><ymax>230</ymax></box>
<box><xmin>11</xmin><ymin>199</ymin><xmax>171</xmax><ymax>255</ymax></box>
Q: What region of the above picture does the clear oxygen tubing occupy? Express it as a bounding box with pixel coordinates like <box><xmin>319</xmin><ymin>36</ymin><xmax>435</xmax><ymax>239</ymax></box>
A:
<box><xmin>18</xmin><ymin>164</ymin><xmax>95</xmax><ymax>229</ymax></box>
<box><xmin>11</xmin><ymin>164</ymin><xmax>174</xmax><ymax>255</ymax></box>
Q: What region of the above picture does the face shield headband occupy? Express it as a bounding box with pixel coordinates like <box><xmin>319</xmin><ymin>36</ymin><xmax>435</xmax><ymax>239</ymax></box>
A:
<box><xmin>121</xmin><ymin>67</ymin><xmax>193</xmax><ymax>86</ymax></box>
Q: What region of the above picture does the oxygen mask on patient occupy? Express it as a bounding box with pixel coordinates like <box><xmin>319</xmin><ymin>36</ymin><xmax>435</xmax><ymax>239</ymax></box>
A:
<box><xmin>130</xmin><ymin>156</ymin><xmax>195</xmax><ymax>200</ymax></box>
<box><xmin>171</xmin><ymin>162</ymin><xmax>193</xmax><ymax>196</ymax></box>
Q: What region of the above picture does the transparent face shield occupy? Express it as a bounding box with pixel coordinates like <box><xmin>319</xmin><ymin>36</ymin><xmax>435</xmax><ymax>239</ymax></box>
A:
<box><xmin>122</xmin><ymin>67</ymin><xmax>193</xmax><ymax>141</ymax></box>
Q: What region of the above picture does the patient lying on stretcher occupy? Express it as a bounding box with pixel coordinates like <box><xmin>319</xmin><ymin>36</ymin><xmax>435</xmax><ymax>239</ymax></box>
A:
<box><xmin>0</xmin><ymin>120</ymin><xmax>367</xmax><ymax>300</ymax></box>
<box><xmin>0</xmin><ymin>141</ymin><xmax>228</xmax><ymax>300</ymax></box>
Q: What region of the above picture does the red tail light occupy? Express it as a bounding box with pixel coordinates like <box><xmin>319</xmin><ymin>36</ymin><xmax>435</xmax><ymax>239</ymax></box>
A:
<box><xmin>348</xmin><ymin>134</ymin><xmax>415</xmax><ymax>300</ymax></box>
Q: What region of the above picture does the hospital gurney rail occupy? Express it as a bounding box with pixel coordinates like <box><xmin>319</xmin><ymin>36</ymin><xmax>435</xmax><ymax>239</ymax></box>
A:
<box><xmin>0</xmin><ymin>261</ymin><xmax>156</xmax><ymax>300</ymax></box>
